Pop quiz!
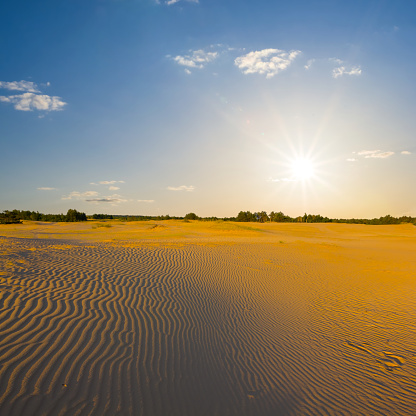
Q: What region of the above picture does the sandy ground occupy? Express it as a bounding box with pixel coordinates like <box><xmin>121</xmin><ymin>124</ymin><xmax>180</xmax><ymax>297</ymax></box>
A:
<box><xmin>0</xmin><ymin>220</ymin><xmax>416</xmax><ymax>415</ymax></box>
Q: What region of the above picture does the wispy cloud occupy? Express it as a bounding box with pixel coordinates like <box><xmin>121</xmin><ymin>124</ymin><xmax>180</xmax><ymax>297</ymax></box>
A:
<box><xmin>333</xmin><ymin>66</ymin><xmax>362</xmax><ymax>78</ymax></box>
<box><xmin>361</xmin><ymin>150</ymin><xmax>394</xmax><ymax>158</ymax></box>
<box><xmin>96</xmin><ymin>180</ymin><xmax>125</xmax><ymax>185</ymax></box>
<box><xmin>62</xmin><ymin>188</ymin><xmax>127</xmax><ymax>204</ymax></box>
<box><xmin>346</xmin><ymin>158</ymin><xmax>357</xmax><ymax>162</ymax></box>
<box><xmin>330</xmin><ymin>58</ymin><xmax>343</xmax><ymax>65</ymax></box>
<box><xmin>171</xmin><ymin>49</ymin><xmax>218</xmax><ymax>72</ymax></box>
<box><xmin>366</xmin><ymin>151</ymin><xmax>394</xmax><ymax>158</ymax></box>
<box><xmin>357</xmin><ymin>150</ymin><xmax>380</xmax><ymax>156</ymax></box>
<box><xmin>89</xmin><ymin>180</ymin><xmax>125</xmax><ymax>192</ymax></box>
<box><xmin>356</xmin><ymin>150</ymin><xmax>394</xmax><ymax>159</ymax></box>
<box><xmin>234</xmin><ymin>48</ymin><xmax>301</xmax><ymax>78</ymax></box>
<box><xmin>62</xmin><ymin>191</ymin><xmax>99</xmax><ymax>200</ymax></box>
<box><xmin>167</xmin><ymin>185</ymin><xmax>195</xmax><ymax>191</ymax></box>
<box><xmin>37</xmin><ymin>187</ymin><xmax>57</xmax><ymax>191</ymax></box>
<box><xmin>330</xmin><ymin>59</ymin><xmax>362</xmax><ymax>78</ymax></box>
<box><xmin>401</xmin><ymin>150</ymin><xmax>412</xmax><ymax>155</ymax></box>
<box><xmin>138</xmin><ymin>199</ymin><xmax>155</xmax><ymax>203</ymax></box>
<box><xmin>162</xmin><ymin>0</ymin><xmax>199</xmax><ymax>5</ymax></box>
<box><xmin>304</xmin><ymin>59</ymin><xmax>315</xmax><ymax>70</ymax></box>
<box><xmin>0</xmin><ymin>80</ymin><xmax>40</xmax><ymax>93</ymax></box>
<box><xmin>85</xmin><ymin>198</ymin><xmax>116</xmax><ymax>203</ymax></box>
<box><xmin>85</xmin><ymin>195</ymin><xmax>127</xmax><ymax>204</ymax></box>
<box><xmin>0</xmin><ymin>92</ymin><xmax>66</xmax><ymax>112</ymax></box>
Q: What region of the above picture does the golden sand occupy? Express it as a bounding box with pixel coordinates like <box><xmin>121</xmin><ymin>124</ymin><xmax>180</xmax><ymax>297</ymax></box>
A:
<box><xmin>0</xmin><ymin>220</ymin><xmax>415</xmax><ymax>415</ymax></box>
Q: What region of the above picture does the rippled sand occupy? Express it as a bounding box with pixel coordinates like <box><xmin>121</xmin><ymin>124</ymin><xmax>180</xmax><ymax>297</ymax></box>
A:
<box><xmin>1</xmin><ymin>221</ymin><xmax>416</xmax><ymax>415</ymax></box>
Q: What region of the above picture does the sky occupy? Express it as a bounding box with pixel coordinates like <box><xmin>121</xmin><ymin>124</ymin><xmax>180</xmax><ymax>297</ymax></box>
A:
<box><xmin>1</xmin><ymin>0</ymin><xmax>416</xmax><ymax>218</ymax></box>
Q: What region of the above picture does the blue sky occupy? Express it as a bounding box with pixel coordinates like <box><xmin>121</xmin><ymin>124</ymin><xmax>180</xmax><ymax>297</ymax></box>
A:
<box><xmin>1</xmin><ymin>0</ymin><xmax>416</xmax><ymax>218</ymax></box>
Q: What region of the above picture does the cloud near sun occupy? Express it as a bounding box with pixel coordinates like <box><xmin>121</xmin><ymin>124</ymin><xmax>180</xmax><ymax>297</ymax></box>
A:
<box><xmin>234</xmin><ymin>49</ymin><xmax>301</xmax><ymax>78</ymax></box>
<box><xmin>171</xmin><ymin>49</ymin><xmax>218</xmax><ymax>73</ymax></box>
<box><xmin>167</xmin><ymin>185</ymin><xmax>195</xmax><ymax>192</ymax></box>
<box><xmin>171</xmin><ymin>47</ymin><xmax>302</xmax><ymax>77</ymax></box>
<box><xmin>0</xmin><ymin>80</ymin><xmax>66</xmax><ymax>112</ymax></box>
<box><xmin>171</xmin><ymin>46</ymin><xmax>361</xmax><ymax>80</ymax></box>
<box><xmin>357</xmin><ymin>150</ymin><xmax>395</xmax><ymax>159</ymax></box>
<box><xmin>346</xmin><ymin>150</ymin><xmax>413</xmax><ymax>162</ymax></box>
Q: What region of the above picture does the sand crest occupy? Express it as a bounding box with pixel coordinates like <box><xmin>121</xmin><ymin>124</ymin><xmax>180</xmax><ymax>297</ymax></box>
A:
<box><xmin>0</xmin><ymin>222</ymin><xmax>416</xmax><ymax>415</ymax></box>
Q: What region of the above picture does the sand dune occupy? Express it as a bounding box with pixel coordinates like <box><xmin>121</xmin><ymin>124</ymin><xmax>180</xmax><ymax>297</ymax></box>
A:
<box><xmin>0</xmin><ymin>221</ymin><xmax>416</xmax><ymax>415</ymax></box>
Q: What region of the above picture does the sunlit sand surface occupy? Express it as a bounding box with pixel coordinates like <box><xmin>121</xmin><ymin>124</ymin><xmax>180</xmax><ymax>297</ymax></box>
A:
<box><xmin>1</xmin><ymin>220</ymin><xmax>416</xmax><ymax>415</ymax></box>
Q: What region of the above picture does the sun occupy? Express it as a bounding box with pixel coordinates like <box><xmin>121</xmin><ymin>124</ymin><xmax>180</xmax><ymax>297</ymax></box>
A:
<box><xmin>290</xmin><ymin>158</ymin><xmax>315</xmax><ymax>180</ymax></box>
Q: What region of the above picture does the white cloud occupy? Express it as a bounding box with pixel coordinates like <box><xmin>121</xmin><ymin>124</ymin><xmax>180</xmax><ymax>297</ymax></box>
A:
<box><xmin>167</xmin><ymin>185</ymin><xmax>195</xmax><ymax>191</ymax></box>
<box><xmin>165</xmin><ymin>0</ymin><xmax>198</xmax><ymax>5</ymax></box>
<box><xmin>62</xmin><ymin>191</ymin><xmax>99</xmax><ymax>200</ymax></box>
<box><xmin>357</xmin><ymin>150</ymin><xmax>380</xmax><ymax>156</ymax></box>
<box><xmin>62</xmin><ymin>188</ymin><xmax>127</xmax><ymax>204</ymax></box>
<box><xmin>346</xmin><ymin>158</ymin><xmax>357</xmax><ymax>162</ymax></box>
<box><xmin>356</xmin><ymin>150</ymin><xmax>394</xmax><ymax>159</ymax></box>
<box><xmin>329</xmin><ymin>58</ymin><xmax>343</xmax><ymax>65</ymax></box>
<box><xmin>37</xmin><ymin>187</ymin><xmax>57</xmax><ymax>191</ymax></box>
<box><xmin>366</xmin><ymin>151</ymin><xmax>394</xmax><ymax>159</ymax></box>
<box><xmin>173</xmin><ymin>49</ymin><xmax>218</xmax><ymax>69</ymax></box>
<box><xmin>304</xmin><ymin>59</ymin><xmax>315</xmax><ymax>70</ymax></box>
<box><xmin>98</xmin><ymin>180</ymin><xmax>125</xmax><ymax>185</ymax></box>
<box><xmin>108</xmin><ymin>186</ymin><xmax>120</xmax><ymax>191</ymax></box>
<box><xmin>0</xmin><ymin>80</ymin><xmax>40</xmax><ymax>93</ymax></box>
<box><xmin>0</xmin><ymin>93</ymin><xmax>66</xmax><ymax>111</ymax></box>
<box><xmin>234</xmin><ymin>48</ymin><xmax>301</xmax><ymax>78</ymax></box>
<box><xmin>401</xmin><ymin>150</ymin><xmax>411</xmax><ymax>155</ymax></box>
<box><xmin>0</xmin><ymin>80</ymin><xmax>66</xmax><ymax>113</ymax></box>
<box><xmin>332</xmin><ymin>65</ymin><xmax>362</xmax><ymax>78</ymax></box>
<box><xmin>184</xmin><ymin>68</ymin><xmax>192</xmax><ymax>75</ymax></box>
<box><xmin>138</xmin><ymin>199</ymin><xmax>155</xmax><ymax>203</ymax></box>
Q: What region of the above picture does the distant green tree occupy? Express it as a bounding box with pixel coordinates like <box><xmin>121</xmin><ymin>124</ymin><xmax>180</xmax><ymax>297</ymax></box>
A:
<box><xmin>236</xmin><ymin>211</ymin><xmax>254</xmax><ymax>222</ymax></box>
<box><xmin>30</xmin><ymin>211</ymin><xmax>42</xmax><ymax>221</ymax></box>
<box><xmin>269</xmin><ymin>211</ymin><xmax>286</xmax><ymax>222</ymax></box>
<box><xmin>66</xmin><ymin>209</ymin><xmax>87</xmax><ymax>222</ymax></box>
<box><xmin>184</xmin><ymin>212</ymin><xmax>198</xmax><ymax>220</ymax></box>
<box><xmin>255</xmin><ymin>211</ymin><xmax>269</xmax><ymax>223</ymax></box>
<box><xmin>0</xmin><ymin>210</ymin><xmax>22</xmax><ymax>224</ymax></box>
<box><xmin>92</xmin><ymin>214</ymin><xmax>114</xmax><ymax>219</ymax></box>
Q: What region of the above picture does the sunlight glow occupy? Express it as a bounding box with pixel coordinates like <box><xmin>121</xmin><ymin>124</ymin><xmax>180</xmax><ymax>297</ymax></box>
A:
<box><xmin>290</xmin><ymin>158</ymin><xmax>315</xmax><ymax>180</ymax></box>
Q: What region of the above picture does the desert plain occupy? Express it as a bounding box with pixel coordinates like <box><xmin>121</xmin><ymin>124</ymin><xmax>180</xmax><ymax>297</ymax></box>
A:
<box><xmin>0</xmin><ymin>220</ymin><xmax>416</xmax><ymax>416</ymax></box>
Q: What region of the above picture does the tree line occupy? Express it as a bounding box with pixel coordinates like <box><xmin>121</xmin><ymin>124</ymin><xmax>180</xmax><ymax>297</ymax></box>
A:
<box><xmin>108</xmin><ymin>211</ymin><xmax>416</xmax><ymax>225</ymax></box>
<box><xmin>0</xmin><ymin>209</ymin><xmax>87</xmax><ymax>224</ymax></box>
<box><xmin>1</xmin><ymin>209</ymin><xmax>415</xmax><ymax>226</ymax></box>
<box><xmin>234</xmin><ymin>211</ymin><xmax>416</xmax><ymax>225</ymax></box>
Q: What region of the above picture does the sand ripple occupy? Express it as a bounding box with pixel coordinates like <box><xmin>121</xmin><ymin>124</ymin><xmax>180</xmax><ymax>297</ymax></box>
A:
<box><xmin>0</xmin><ymin>236</ymin><xmax>416</xmax><ymax>415</ymax></box>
